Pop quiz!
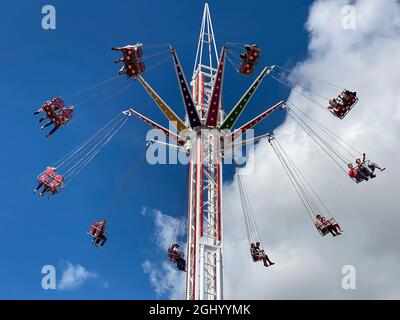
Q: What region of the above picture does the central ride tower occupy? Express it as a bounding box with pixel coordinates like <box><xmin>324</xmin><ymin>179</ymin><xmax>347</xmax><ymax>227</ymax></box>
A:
<box><xmin>186</xmin><ymin>3</ymin><xmax>224</xmax><ymax>300</ymax></box>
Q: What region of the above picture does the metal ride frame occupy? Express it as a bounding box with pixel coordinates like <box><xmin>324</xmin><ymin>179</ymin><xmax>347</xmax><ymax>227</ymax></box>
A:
<box><xmin>123</xmin><ymin>3</ymin><xmax>282</xmax><ymax>300</ymax></box>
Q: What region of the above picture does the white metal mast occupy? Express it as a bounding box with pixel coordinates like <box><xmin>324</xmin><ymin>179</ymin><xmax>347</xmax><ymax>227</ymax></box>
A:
<box><xmin>186</xmin><ymin>3</ymin><xmax>223</xmax><ymax>300</ymax></box>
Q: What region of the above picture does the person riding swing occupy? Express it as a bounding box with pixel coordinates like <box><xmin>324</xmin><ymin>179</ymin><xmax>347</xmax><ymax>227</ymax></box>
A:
<box><xmin>315</xmin><ymin>214</ymin><xmax>343</xmax><ymax>237</ymax></box>
<box><xmin>356</xmin><ymin>153</ymin><xmax>385</xmax><ymax>179</ymax></box>
<box><xmin>90</xmin><ymin>219</ymin><xmax>108</xmax><ymax>248</ymax></box>
<box><xmin>250</xmin><ymin>242</ymin><xmax>275</xmax><ymax>267</ymax></box>
<box><xmin>168</xmin><ymin>243</ymin><xmax>186</xmax><ymax>272</ymax></box>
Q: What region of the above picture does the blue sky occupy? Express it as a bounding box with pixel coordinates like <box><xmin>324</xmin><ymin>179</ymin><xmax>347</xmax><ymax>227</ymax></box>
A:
<box><xmin>0</xmin><ymin>0</ymin><xmax>313</xmax><ymax>299</ymax></box>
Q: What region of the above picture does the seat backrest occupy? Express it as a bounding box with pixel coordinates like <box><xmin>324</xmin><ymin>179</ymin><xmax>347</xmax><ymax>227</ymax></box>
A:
<box><xmin>122</xmin><ymin>49</ymin><xmax>134</xmax><ymax>61</ymax></box>
<box><xmin>247</xmin><ymin>48</ymin><xmax>261</xmax><ymax>62</ymax></box>
<box><xmin>45</xmin><ymin>168</ymin><xmax>55</xmax><ymax>175</ymax></box>
<box><xmin>47</xmin><ymin>176</ymin><xmax>62</xmax><ymax>189</ymax></box>
<box><xmin>47</xmin><ymin>180</ymin><xmax>58</xmax><ymax>188</ymax></box>
<box><xmin>136</xmin><ymin>45</ymin><xmax>143</xmax><ymax>58</ymax></box>
<box><xmin>328</xmin><ymin>217</ymin><xmax>336</xmax><ymax>225</ymax></box>
<box><xmin>39</xmin><ymin>169</ymin><xmax>55</xmax><ymax>182</ymax></box>
<box><xmin>54</xmin><ymin>175</ymin><xmax>63</xmax><ymax>183</ymax></box>
<box><xmin>53</xmin><ymin>97</ymin><xmax>65</xmax><ymax>109</ymax></box>
<box><xmin>38</xmin><ymin>174</ymin><xmax>51</xmax><ymax>184</ymax></box>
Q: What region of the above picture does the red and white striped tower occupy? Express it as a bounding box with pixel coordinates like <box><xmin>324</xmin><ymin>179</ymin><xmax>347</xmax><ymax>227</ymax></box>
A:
<box><xmin>186</xmin><ymin>3</ymin><xmax>224</xmax><ymax>300</ymax></box>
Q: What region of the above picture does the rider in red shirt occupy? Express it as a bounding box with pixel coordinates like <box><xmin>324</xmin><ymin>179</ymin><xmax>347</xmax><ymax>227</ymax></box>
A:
<box><xmin>348</xmin><ymin>163</ymin><xmax>361</xmax><ymax>180</ymax></box>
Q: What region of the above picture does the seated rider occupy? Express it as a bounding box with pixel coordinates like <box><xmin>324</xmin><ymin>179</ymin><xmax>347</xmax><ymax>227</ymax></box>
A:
<box><xmin>315</xmin><ymin>214</ymin><xmax>342</xmax><ymax>237</ymax></box>
<box><xmin>348</xmin><ymin>163</ymin><xmax>369</xmax><ymax>182</ymax></box>
<box><xmin>93</xmin><ymin>219</ymin><xmax>108</xmax><ymax>247</ymax></box>
<box><xmin>356</xmin><ymin>153</ymin><xmax>385</xmax><ymax>179</ymax></box>
<box><xmin>250</xmin><ymin>242</ymin><xmax>274</xmax><ymax>267</ymax></box>
<box><xmin>328</xmin><ymin>98</ymin><xmax>346</xmax><ymax>115</ymax></box>
<box><xmin>324</xmin><ymin>216</ymin><xmax>343</xmax><ymax>234</ymax></box>
<box><xmin>168</xmin><ymin>244</ymin><xmax>186</xmax><ymax>272</ymax></box>
<box><xmin>340</xmin><ymin>90</ymin><xmax>357</xmax><ymax>105</ymax></box>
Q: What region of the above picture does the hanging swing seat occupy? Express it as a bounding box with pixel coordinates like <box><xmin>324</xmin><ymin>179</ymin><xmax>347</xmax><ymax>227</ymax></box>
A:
<box><xmin>328</xmin><ymin>90</ymin><xmax>358</xmax><ymax>119</ymax></box>
<box><xmin>47</xmin><ymin>175</ymin><xmax>63</xmax><ymax>193</ymax></box>
<box><xmin>42</xmin><ymin>103</ymin><xmax>74</xmax><ymax>128</ymax></box>
<box><xmin>349</xmin><ymin>161</ymin><xmax>384</xmax><ymax>184</ymax></box>
<box><xmin>239</xmin><ymin>45</ymin><xmax>261</xmax><ymax>76</ymax></box>
<box><xmin>316</xmin><ymin>217</ymin><xmax>338</xmax><ymax>236</ymax></box>
<box><xmin>351</xmin><ymin>174</ymin><xmax>365</xmax><ymax>184</ymax></box>
<box><xmin>37</xmin><ymin>168</ymin><xmax>55</xmax><ymax>185</ymax></box>
<box><xmin>37</xmin><ymin>169</ymin><xmax>63</xmax><ymax>193</ymax></box>
<box><xmin>51</xmin><ymin>97</ymin><xmax>65</xmax><ymax>109</ymax></box>
<box><xmin>87</xmin><ymin>222</ymin><xmax>108</xmax><ymax>241</ymax></box>
<box><xmin>114</xmin><ymin>44</ymin><xmax>145</xmax><ymax>77</ymax></box>
<box><xmin>167</xmin><ymin>245</ymin><xmax>186</xmax><ymax>271</ymax></box>
<box><xmin>237</xmin><ymin>174</ymin><xmax>273</xmax><ymax>266</ymax></box>
<box><xmin>40</xmin><ymin>97</ymin><xmax>64</xmax><ymax>113</ymax></box>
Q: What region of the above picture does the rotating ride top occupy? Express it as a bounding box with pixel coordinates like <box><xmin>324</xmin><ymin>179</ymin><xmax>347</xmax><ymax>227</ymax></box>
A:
<box><xmin>33</xmin><ymin>3</ymin><xmax>385</xmax><ymax>300</ymax></box>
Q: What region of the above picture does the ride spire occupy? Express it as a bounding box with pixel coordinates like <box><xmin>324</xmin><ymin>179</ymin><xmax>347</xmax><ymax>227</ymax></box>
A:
<box><xmin>192</xmin><ymin>3</ymin><xmax>220</xmax><ymax>121</ymax></box>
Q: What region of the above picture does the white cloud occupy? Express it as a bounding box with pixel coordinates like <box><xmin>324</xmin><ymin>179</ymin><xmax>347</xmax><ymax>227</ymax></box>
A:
<box><xmin>142</xmin><ymin>209</ymin><xmax>186</xmax><ymax>299</ymax></box>
<box><xmin>142</xmin><ymin>260</ymin><xmax>185</xmax><ymax>299</ymax></box>
<box><xmin>141</xmin><ymin>206</ymin><xmax>147</xmax><ymax>216</ymax></box>
<box><xmin>58</xmin><ymin>262</ymin><xmax>97</xmax><ymax>291</ymax></box>
<box><xmin>153</xmin><ymin>209</ymin><xmax>177</xmax><ymax>250</ymax></box>
<box><xmin>223</xmin><ymin>0</ymin><xmax>400</xmax><ymax>299</ymax></box>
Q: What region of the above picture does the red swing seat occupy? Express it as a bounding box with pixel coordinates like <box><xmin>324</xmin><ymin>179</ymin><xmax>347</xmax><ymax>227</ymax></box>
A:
<box><xmin>239</xmin><ymin>45</ymin><xmax>261</xmax><ymax>76</ymax></box>
<box><xmin>88</xmin><ymin>223</ymin><xmax>107</xmax><ymax>240</ymax></box>
<box><xmin>37</xmin><ymin>168</ymin><xmax>56</xmax><ymax>185</ymax></box>
<box><xmin>121</xmin><ymin>45</ymin><xmax>145</xmax><ymax>77</ymax></box>
<box><xmin>316</xmin><ymin>217</ymin><xmax>337</xmax><ymax>236</ymax></box>
<box><xmin>328</xmin><ymin>90</ymin><xmax>358</xmax><ymax>119</ymax></box>
<box><xmin>46</xmin><ymin>175</ymin><xmax>63</xmax><ymax>193</ymax></box>
<box><xmin>42</xmin><ymin>104</ymin><xmax>73</xmax><ymax>128</ymax></box>
<box><xmin>51</xmin><ymin>97</ymin><xmax>65</xmax><ymax>110</ymax></box>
